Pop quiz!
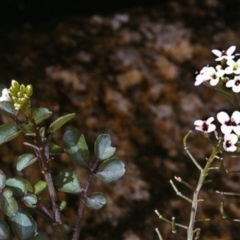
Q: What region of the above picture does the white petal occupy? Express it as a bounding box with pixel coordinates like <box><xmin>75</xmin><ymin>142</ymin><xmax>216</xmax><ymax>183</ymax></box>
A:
<box><xmin>233</xmin><ymin>126</ymin><xmax>240</xmax><ymax>135</ymax></box>
<box><xmin>226</xmin><ymin>80</ymin><xmax>234</xmax><ymax>88</ymax></box>
<box><xmin>226</xmin><ymin>46</ymin><xmax>236</xmax><ymax>56</ymax></box>
<box><xmin>232</xmin><ymin>85</ymin><xmax>240</xmax><ymax>93</ymax></box>
<box><xmin>210</xmin><ymin>78</ymin><xmax>219</xmax><ymax>86</ymax></box>
<box><xmin>225</xmin><ymin>145</ymin><xmax>237</xmax><ymax>152</ymax></box>
<box><xmin>212</xmin><ymin>49</ymin><xmax>221</xmax><ymax>57</ymax></box>
<box><xmin>229</xmin><ymin>133</ymin><xmax>238</xmax><ymax>144</ymax></box>
<box><xmin>194</xmin><ymin>120</ymin><xmax>203</xmax><ymax>126</ymax></box>
<box><xmin>217</xmin><ymin>111</ymin><xmax>230</xmax><ymax>123</ymax></box>
<box><xmin>195</xmin><ymin>126</ymin><xmax>203</xmax><ymax>131</ymax></box>
<box><xmin>221</xmin><ymin>125</ymin><xmax>232</xmax><ymax>135</ymax></box>
<box><xmin>206</xmin><ymin>117</ymin><xmax>214</xmax><ymax>124</ymax></box>
<box><xmin>232</xmin><ymin>111</ymin><xmax>240</xmax><ymax>121</ymax></box>
<box><xmin>207</xmin><ymin>124</ymin><xmax>216</xmax><ymax>132</ymax></box>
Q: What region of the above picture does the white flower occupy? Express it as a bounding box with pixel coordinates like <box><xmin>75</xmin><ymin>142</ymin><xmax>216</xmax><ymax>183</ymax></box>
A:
<box><xmin>212</xmin><ymin>46</ymin><xmax>236</xmax><ymax>61</ymax></box>
<box><xmin>223</xmin><ymin>133</ymin><xmax>238</xmax><ymax>152</ymax></box>
<box><xmin>194</xmin><ymin>117</ymin><xmax>216</xmax><ymax>133</ymax></box>
<box><xmin>226</xmin><ymin>76</ymin><xmax>240</xmax><ymax>93</ymax></box>
<box><xmin>0</xmin><ymin>88</ymin><xmax>11</xmax><ymax>102</ymax></box>
<box><xmin>217</xmin><ymin>111</ymin><xmax>240</xmax><ymax>135</ymax></box>
<box><xmin>225</xmin><ymin>59</ymin><xmax>240</xmax><ymax>74</ymax></box>
<box><xmin>195</xmin><ymin>66</ymin><xmax>224</xmax><ymax>86</ymax></box>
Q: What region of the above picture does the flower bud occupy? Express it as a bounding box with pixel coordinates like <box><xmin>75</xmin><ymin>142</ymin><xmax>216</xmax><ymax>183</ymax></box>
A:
<box><xmin>26</xmin><ymin>85</ymin><xmax>33</xmax><ymax>96</ymax></box>
<box><xmin>20</xmin><ymin>84</ymin><xmax>25</xmax><ymax>93</ymax></box>
<box><xmin>11</xmin><ymin>80</ymin><xmax>20</xmax><ymax>92</ymax></box>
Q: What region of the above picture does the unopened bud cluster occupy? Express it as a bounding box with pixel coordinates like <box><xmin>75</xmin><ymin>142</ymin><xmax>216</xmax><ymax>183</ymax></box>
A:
<box><xmin>8</xmin><ymin>80</ymin><xmax>33</xmax><ymax>110</ymax></box>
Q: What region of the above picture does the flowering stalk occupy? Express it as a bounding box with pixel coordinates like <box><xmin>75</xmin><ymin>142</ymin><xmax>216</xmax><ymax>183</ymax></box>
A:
<box><xmin>185</xmin><ymin>135</ymin><xmax>222</xmax><ymax>240</ymax></box>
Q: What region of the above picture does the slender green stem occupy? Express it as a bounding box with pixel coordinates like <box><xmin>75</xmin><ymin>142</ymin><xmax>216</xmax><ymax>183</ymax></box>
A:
<box><xmin>187</xmin><ymin>146</ymin><xmax>220</xmax><ymax>240</ymax></box>
<box><xmin>72</xmin><ymin>158</ymin><xmax>100</xmax><ymax>240</ymax></box>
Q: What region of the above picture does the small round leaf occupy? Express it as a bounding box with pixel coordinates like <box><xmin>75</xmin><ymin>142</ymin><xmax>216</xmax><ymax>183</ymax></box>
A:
<box><xmin>0</xmin><ymin>220</ymin><xmax>10</xmax><ymax>240</ymax></box>
<box><xmin>95</xmin><ymin>158</ymin><xmax>125</xmax><ymax>182</ymax></box>
<box><xmin>55</xmin><ymin>168</ymin><xmax>82</xmax><ymax>194</ymax></box>
<box><xmin>48</xmin><ymin>113</ymin><xmax>75</xmax><ymax>133</ymax></box>
<box><xmin>0</xmin><ymin>123</ymin><xmax>21</xmax><ymax>145</ymax></box>
<box><xmin>0</xmin><ymin>169</ymin><xmax>6</xmax><ymax>190</ymax></box>
<box><xmin>94</xmin><ymin>134</ymin><xmax>116</xmax><ymax>160</ymax></box>
<box><xmin>84</xmin><ymin>192</ymin><xmax>106</xmax><ymax>210</ymax></box>
<box><xmin>16</xmin><ymin>153</ymin><xmax>37</xmax><ymax>172</ymax></box>
<box><xmin>34</xmin><ymin>181</ymin><xmax>47</xmax><ymax>195</ymax></box>
<box><xmin>9</xmin><ymin>208</ymin><xmax>37</xmax><ymax>240</ymax></box>
<box><xmin>63</xmin><ymin>128</ymin><xmax>90</xmax><ymax>169</ymax></box>
<box><xmin>0</xmin><ymin>189</ymin><xmax>18</xmax><ymax>217</ymax></box>
<box><xmin>22</xmin><ymin>194</ymin><xmax>37</xmax><ymax>208</ymax></box>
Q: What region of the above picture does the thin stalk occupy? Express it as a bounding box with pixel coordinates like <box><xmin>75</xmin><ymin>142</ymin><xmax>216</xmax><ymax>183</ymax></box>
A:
<box><xmin>72</xmin><ymin>158</ymin><xmax>100</xmax><ymax>240</ymax></box>
<box><xmin>31</xmin><ymin>119</ymin><xmax>67</xmax><ymax>240</ymax></box>
<box><xmin>187</xmin><ymin>146</ymin><xmax>220</xmax><ymax>240</ymax></box>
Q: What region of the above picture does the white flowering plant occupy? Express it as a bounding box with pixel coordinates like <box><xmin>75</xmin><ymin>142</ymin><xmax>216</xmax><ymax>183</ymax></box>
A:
<box><xmin>0</xmin><ymin>80</ymin><xmax>125</xmax><ymax>240</ymax></box>
<box><xmin>155</xmin><ymin>46</ymin><xmax>240</xmax><ymax>239</ymax></box>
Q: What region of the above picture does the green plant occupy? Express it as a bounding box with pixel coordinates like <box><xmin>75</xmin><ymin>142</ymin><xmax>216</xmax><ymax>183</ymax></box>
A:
<box><xmin>155</xmin><ymin>46</ymin><xmax>240</xmax><ymax>240</ymax></box>
<box><xmin>0</xmin><ymin>80</ymin><xmax>125</xmax><ymax>240</ymax></box>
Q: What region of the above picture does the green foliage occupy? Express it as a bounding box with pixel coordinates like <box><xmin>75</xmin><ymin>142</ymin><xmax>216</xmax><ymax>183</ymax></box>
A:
<box><xmin>0</xmin><ymin>220</ymin><xmax>10</xmax><ymax>240</ymax></box>
<box><xmin>0</xmin><ymin>101</ymin><xmax>18</xmax><ymax>117</ymax></box>
<box><xmin>84</xmin><ymin>192</ymin><xmax>106</xmax><ymax>210</ymax></box>
<box><xmin>17</xmin><ymin>153</ymin><xmax>38</xmax><ymax>171</ymax></box>
<box><xmin>95</xmin><ymin>158</ymin><xmax>125</xmax><ymax>182</ymax></box>
<box><xmin>31</xmin><ymin>107</ymin><xmax>52</xmax><ymax>124</ymax></box>
<box><xmin>55</xmin><ymin>168</ymin><xmax>82</xmax><ymax>194</ymax></box>
<box><xmin>0</xmin><ymin>123</ymin><xmax>21</xmax><ymax>145</ymax></box>
<box><xmin>0</xmin><ymin>80</ymin><xmax>125</xmax><ymax>239</ymax></box>
<box><xmin>63</xmin><ymin>128</ymin><xmax>90</xmax><ymax>169</ymax></box>
<box><xmin>34</xmin><ymin>181</ymin><xmax>47</xmax><ymax>195</ymax></box>
<box><xmin>0</xmin><ymin>188</ymin><xmax>18</xmax><ymax>217</ymax></box>
<box><xmin>0</xmin><ymin>169</ymin><xmax>6</xmax><ymax>190</ymax></box>
<box><xmin>94</xmin><ymin>134</ymin><xmax>116</xmax><ymax>160</ymax></box>
<box><xmin>48</xmin><ymin>113</ymin><xmax>75</xmax><ymax>133</ymax></box>
<box><xmin>9</xmin><ymin>208</ymin><xmax>37</xmax><ymax>240</ymax></box>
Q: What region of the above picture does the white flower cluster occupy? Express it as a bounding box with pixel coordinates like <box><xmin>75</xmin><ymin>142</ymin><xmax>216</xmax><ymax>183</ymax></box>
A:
<box><xmin>195</xmin><ymin>46</ymin><xmax>240</xmax><ymax>93</ymax></box>
<box><xmin>194</xmin><ymin>111</ymin><xmax>240</xmax><ymax>152</ymax></box>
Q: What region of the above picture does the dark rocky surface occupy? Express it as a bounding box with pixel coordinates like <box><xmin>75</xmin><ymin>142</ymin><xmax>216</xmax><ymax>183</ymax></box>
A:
<box><xmin>1</xmin><ymin>1</ymin><xmax>240</xmax><ymax>239</ymax></box>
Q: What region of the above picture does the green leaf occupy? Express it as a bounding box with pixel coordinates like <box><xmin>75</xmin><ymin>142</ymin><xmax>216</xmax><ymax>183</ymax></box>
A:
<box><xmin>48</xmin><ymin>113</ymin><xmax>75</xmax><ymax>133</ymax></box>
<box><xmin>17</xmin><ymin>153</ymin><xmax>37</xmax><ymax>171</ymax></box>
<box><xmin>34</xmin><ymin>181</ymin><xmax>47</xmax><ymax>195</ymax></box>
<box><xmin>0</xmin><ymin>101</ymin><xmax>18</xmax><ymax>117</ymax></box>
<box><xmin>6</xmin><ymin>177</ymin><xmax>29</xmax><ymax>197</ymax></box>
<box><xmin>31</xmin><ymin>232</ymin><xmax>50</xmax><ymax>240</ymax></box>
<box><xmin>48</xmin><ymin>142</ymin><xmax>64</xmax><ymax>155</ymax></box>
<box><xmin>55</xmin><ymin>168</ymin><xmax>82</xmax><ymax>194</ymax></box>
<box><xmin>0</xmin><ymin>123</ymin><xmax>21</xmax><ymax>145</ymax></box>
<box><xmin>0</xmin><ymin>220</ymin><xmax>10</xmax><ymax>240</ymax></box>
<box><xmin>31</xmin><ymin>108</ymin><xmax>52</xmax><ymax>125</ymax></box>
<box><xmin>94</xmin><ymin>134</ymin><xmax>116</xmax><ymax>160</ymax></box>
<box><xmin>0</xmin><ymin>169</ymin><xmax>6</xmax><ymax>190</ymax></box>
<box><xmin>84</xmin><ymin>192</ymin><xmax>106</xmax><ymax>210</ymax></box>
<box><xmin>63</xmin><ymin>128</ymin><xmax>90</xmax><ymax>169</ymax></box>
<box><xmin>9</xmin><ymin>208</ymin><xmax>37</xmax><ymax>240</ymax></box>
<box><xmin>0</xmin><ymin>188</ymin><xmax>18</xmax><ymax>217</ymax></box>
<box><xmin>59</xmin><ymin>201</ymin><xmax>67</xmax><ymax>211</ymax></box>
<box><xmin>95</xmin><ymin>158</ymin><xmax>125</xmax><ymax>182</ymax></box>
<box><xmin>18</xmin><ymin>123</ymin><xmax>34</xmax><ymax>134</ymax></box>
<box><xmin>22</xmin><ymin>194</ymin><xmax>37</xmax><ymax>208</ymax></box>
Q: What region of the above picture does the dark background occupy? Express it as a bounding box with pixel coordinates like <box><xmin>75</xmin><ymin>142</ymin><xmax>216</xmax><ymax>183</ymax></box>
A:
<box><xmin>1</xmin><ymin>1</ymin><xmax>240</xmax><ymax>240</ymax></box>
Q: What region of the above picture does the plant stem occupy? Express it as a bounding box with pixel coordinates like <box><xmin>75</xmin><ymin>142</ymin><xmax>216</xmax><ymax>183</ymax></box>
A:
<box><xmin>72</xmin><ymin>159</ymin><xmax>100</xmax><ymax>240</ymax></box>
<box><xmin>31</xmin><ymin>119</ymin><xmax>68</xmax><ymax>240</ymax></box>
<box><xmin>187</xmin><ymin>146</ymin><xmax>220</xmax><ymax>240</ymax></box>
